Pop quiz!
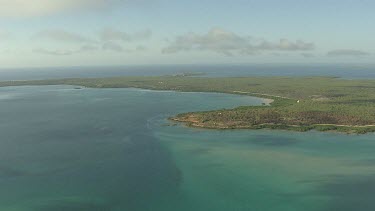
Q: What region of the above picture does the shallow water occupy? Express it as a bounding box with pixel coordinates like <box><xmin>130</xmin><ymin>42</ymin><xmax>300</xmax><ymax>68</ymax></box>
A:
<box><xmin>0</xmin><ymin>86</ymin><xmax>374</xmax><ymax>211</ymax></box>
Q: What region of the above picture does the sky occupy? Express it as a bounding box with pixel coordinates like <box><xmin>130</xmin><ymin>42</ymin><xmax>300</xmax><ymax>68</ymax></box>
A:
<box><xmin>0</xmin><ymin>0</ymin><xmax>374</xmax><ymax>68</ymax></box>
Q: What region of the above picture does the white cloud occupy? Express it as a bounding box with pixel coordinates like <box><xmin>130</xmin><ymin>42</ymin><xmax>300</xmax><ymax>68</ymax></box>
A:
<box><xmin>32</xmin><ymin>40</ymin><xmax>146</xmax><ymax>56</ymax></box>
<box><xmin>33</xmin><ymin>48</ymin><xmax>76</xmax><ymax>56</ymax></box>
<box><xmin>32</xmin><ymin>30</ymin><xmax>92</xmax><ymax>43</ymax></box>
<box><xmin>32</xmin><ymin>28</ymin><xmax>151</xmax><ymax>44</ymax></box>
<box><xmin>99</xmin><ymin>28</ymin><xmax>152</xmax><ymax>42</ymax></box>
<box><xmin>30</xmin><ymin>28</ymin><xmax>150</xmax><ymax>55</ymax></box>
<box><xmin>0</xmin><ymin>0</ymin><xmax>121</xmax><ymax>17</ymax></box>
<box><xmin>102</xmin><ymin>42</ymin><xmax>124</xmax><ymax>52</ymax></box>
<box><xmin>162</xmin><ymin>28</ymin><xmax>314</xmax><ymax>56</ymax></box>
<box><xmin>256</xmin><ymin>39</ymin><xmax>314</xmax><ymax>51</ymax></box>
<box><xmin>135</xmin><ymin>45</ymin><xmax>147</xmax><ymax>51</ymax></box>
<box><xmin>33</xmin><ymin>44</ymin><xmax>98</xmax><ymax>56</ymax></box>
<box><xmin>102</xmin><ymin>42</ymin><xmax>147</xmax><ymax>53</ymax></box>
<box><xmin>80</xmin><ymin>44</ymin><xmax>99</xmax><ymax>52</ymax></box>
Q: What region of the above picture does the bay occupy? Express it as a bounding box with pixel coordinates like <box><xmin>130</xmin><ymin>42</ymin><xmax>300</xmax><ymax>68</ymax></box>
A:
<box><xmin>0</xmin><ymin>86</ymin><xmax>374</xmax><ymax>211</ymax></box>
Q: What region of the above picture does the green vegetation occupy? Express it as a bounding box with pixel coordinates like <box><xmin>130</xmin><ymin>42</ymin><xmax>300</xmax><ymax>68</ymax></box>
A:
<box><xmin>1</xmin><ymin>75</ymin><xmax>375</xmax><ymax>134</ymax></box>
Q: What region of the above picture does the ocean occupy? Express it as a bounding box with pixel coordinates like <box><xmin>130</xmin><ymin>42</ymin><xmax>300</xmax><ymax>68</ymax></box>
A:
<box><xmin>1</xmin><ymin>64</ymin><xmax>375</xmax><ymax>81</ymax></box>
<box><xmin>0</xmin><ymin>85</ymin><xmax>374</xmax><ymax>211</ymax></box>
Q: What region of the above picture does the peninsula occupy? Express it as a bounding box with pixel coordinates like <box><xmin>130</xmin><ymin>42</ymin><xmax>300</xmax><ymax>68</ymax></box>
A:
<box><xmin>1</xmin><ymin>75</ymin><xmax>375</xmax><ymax>134</ymax></box>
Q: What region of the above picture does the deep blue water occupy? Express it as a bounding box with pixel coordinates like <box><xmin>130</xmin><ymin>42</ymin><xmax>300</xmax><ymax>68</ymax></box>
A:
<box><xmin>0</xmin><ymin>64</ymin><xmax>374</xmax><ymax>81</ymax></box>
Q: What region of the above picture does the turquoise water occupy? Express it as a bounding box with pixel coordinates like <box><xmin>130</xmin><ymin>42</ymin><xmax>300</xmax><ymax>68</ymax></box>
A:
<box><xmin>0</xmin><ymin>86</ymin><xmax>374</xmax><ymax>211</ymax></box>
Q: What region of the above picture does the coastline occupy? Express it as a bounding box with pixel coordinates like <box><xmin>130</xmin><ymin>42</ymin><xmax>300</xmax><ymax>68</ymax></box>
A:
<box><xmin>0</xmin><ymin>76</ymin><xmax>374</xmax><ymax>134</ymax></box>
<box><xmin>170</xmin><ymin>115</ymin><xmax>375</xmax><ymax>134</ymax></box>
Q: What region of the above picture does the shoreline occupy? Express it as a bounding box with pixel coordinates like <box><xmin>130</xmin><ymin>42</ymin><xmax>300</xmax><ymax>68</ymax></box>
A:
<box><xmin>170</xmin><ymin>116</ymin><xmax>375</xmax><ymax>134</ymax></box>
<box><xmin>0</xmin><ymin>76</ymin><xmax>374</xmax><ymax>134</ymax></box>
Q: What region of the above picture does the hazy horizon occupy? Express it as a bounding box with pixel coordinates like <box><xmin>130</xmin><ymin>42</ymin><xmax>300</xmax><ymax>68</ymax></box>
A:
<box><xmin>1</xmin><ymin>0</ymin><xmax>374</xmax><ymax>68</ymax></box>
<box><xmin>1</xmin><ymin>62</ymin><xmax>375</xmax><ymax>71</ymax></box>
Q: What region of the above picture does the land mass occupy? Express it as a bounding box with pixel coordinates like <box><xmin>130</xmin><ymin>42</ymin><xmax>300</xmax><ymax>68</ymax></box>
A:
<box><xmin>1</xmin><ymin>75</ymin><xmax>375</xmax><ymax>134</ymax></box>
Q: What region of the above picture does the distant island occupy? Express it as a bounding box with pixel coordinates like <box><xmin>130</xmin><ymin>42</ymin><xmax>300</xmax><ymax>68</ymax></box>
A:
<box><xmin>1</xmin><ymin>76</ymin><xmax>374</xmax><ymax>134</ymax></box>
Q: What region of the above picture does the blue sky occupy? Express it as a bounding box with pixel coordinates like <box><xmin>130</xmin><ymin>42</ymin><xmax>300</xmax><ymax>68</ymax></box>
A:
<box><xmin>0</xmin><ymin>0</ymin><xmax>374</xmax><ymax>67</ymax></box>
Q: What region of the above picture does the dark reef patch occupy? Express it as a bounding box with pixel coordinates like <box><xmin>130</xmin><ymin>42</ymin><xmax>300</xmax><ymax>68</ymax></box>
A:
<box><xmin>0</xmin><ymin>165</ymin><xmax>28</xmax><ymax>178</ymax></box>
<box><xmin>298</xmin><ymin>174</ymin><xmax>375</xmax><ymax>211</ymax></box>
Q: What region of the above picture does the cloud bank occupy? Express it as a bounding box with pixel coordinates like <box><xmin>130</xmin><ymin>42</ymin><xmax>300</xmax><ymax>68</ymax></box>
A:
<box><xmin>102</xmin><ymin>42</ymin><xmax>124</xmax><ymax>52</ymax></box>
<box><xmin>31</xmin><ymin>28</ymin><xmax>150</xmax><ymax>55</ymax></box>
<box><xmin>32</xmin><ymin>30</ymin><xmax>92</xmax><ymax>43</ymax></box>
<box><xmin>33</xmin><ymin>48</ymin><xmax>77</xmax><ymax>56</ymax></box>
<box><xmin>100</xmin><ymin>28</ymin><xmax>152</xmax><ymax>42</ymax></box>
<box><xmin>162</xmin><ymin>28</ymin><xmax>314</xmax><ymax>56</ymax></box>
<box><xmin>33</xmin><ymin>44</ymin><xmax>98</xmax><ymax>56</ymax></box>
<box><xmin>327</xmin><ymin>49</ymin><xmax>370</xmax><ymax>57</ymax></box>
